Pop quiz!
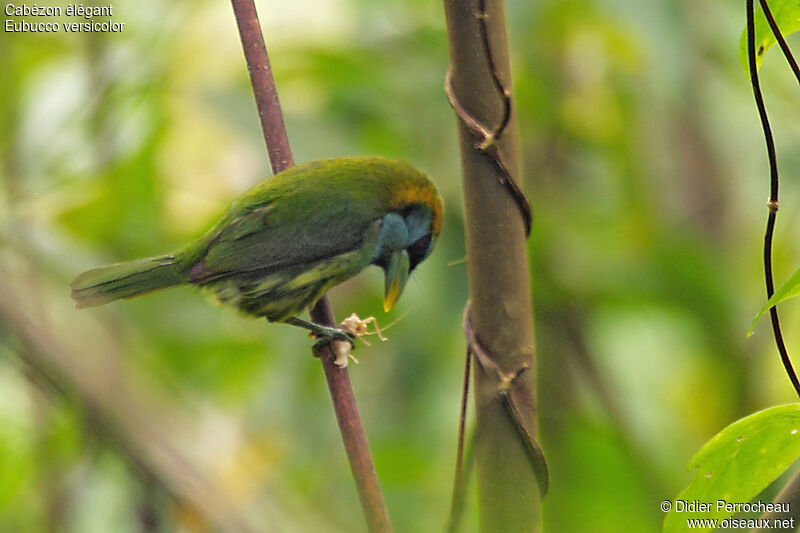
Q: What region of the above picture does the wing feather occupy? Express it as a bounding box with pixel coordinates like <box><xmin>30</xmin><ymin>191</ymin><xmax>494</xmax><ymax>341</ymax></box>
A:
<box><xmin>191</xmin><ymin>191</ymin><xmax>381</xmax><ymax>283</ymax></box>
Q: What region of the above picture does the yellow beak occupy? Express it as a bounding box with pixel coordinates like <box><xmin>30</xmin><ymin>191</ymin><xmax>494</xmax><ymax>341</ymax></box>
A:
<box><xmin>383</xmin><ymin>250</ymin><xmax>410</xmax><ymax>312</ymax></box>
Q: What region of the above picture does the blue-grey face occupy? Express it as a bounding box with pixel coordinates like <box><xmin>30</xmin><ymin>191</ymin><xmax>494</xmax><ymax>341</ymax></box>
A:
<box><xmin>372</xmin><ymin>206</ymin><xmax>436</xmax><ymax>311</ymax></box>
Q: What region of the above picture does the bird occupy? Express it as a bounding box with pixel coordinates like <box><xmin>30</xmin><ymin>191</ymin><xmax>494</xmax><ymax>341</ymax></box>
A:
<box><xmin>70</xmin><ymin>157</ymin><xmax>443</xmax><ymax>347</ymax></box>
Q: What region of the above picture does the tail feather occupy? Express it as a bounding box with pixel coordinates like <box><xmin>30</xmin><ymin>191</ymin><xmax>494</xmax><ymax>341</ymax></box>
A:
<box><xmin>70</xmin><ymin>254</ymin><xmax>187</xmax><ymax>308</ymax></box>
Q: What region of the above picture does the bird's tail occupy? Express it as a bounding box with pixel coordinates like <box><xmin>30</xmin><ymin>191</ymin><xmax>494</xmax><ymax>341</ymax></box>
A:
<box><xmin>70</xmin><ymin>254</ymin><xmax>187</xmax><ymax>309</ymax></box>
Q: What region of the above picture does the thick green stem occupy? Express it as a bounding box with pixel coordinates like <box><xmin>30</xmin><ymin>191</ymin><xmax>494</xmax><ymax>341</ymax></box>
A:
<box><xmin>443</xmin><ymin>0</ymin><xmax>542</xmax><ymax>531</ymax></box>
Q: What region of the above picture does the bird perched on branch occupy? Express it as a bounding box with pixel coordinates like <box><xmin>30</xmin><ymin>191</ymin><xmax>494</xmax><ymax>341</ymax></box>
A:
<box><xmin>71</xmin><ymin>157</ymin><xmax>443</xmax><ymax>349</ymax></box>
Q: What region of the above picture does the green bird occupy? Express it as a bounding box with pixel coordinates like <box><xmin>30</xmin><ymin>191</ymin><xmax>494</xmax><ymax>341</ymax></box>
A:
<box><xmin>71</xmin><ymin>157</ymin><xmax>443</xmax><ymax>346</ymax></box>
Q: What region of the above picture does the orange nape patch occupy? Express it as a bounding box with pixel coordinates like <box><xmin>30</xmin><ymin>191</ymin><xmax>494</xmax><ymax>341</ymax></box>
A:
<box><xmin>387</xmin><ymin>182</ymin><xmax>444</xmax><ymax>238</ymax></box>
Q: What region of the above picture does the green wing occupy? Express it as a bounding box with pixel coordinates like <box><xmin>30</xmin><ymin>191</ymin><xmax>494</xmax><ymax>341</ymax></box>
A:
<box><xmin>185</xmin><ymin>156</ymin><xmax>427</xmax><ymax>283</ymax></box>
<box><xmin>189</xmin><ymin>187</ymin><xmax>382</xmax><ymax>283</ymax></box>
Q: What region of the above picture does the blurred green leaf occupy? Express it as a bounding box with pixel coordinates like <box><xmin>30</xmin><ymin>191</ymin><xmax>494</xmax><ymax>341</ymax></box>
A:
<box><xmin>747</xmin><ymin>266</ymin><xmax>800</xmax><ymax>337</ymax></box>
<box><xmin>739</xmin><ymin>0</ymin><xmax>800</xmax><ymax>72</ymax></box>
<box><xmin>664</xmin><ymin>404</ymin><xmax>800</xmax><ymax>533</ymax></box>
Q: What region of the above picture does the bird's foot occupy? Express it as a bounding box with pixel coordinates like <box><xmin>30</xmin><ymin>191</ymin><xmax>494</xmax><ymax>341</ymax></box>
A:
<box><xmin>312</xmin><ymin>326</ymin><xmax>357</xmax><ymax>368</ymax></box>
<box><xmin>284</xmin><ymin>315</ymin><xmax>387</xmax><ymax>368</ymax></box>
<box><xmin>311</xmin><ymin>325</ymin><xmax>356</xmax><ymax>350</ymax></box>
<box><xmin>284</xmin><ymin>316</ymin><xmax>356</xmax><ymax>367</ymax></box>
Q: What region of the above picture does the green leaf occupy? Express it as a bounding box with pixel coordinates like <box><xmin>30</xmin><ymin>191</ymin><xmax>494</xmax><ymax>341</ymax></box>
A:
<box><xmin>747</xmin><ymin>266</ymin><xmax>800</xmax><ymax>337</ymax></box>
<box><xmin>739</xmin><ymin>0</ymin><xmax>800</xmax><ymax>73</ymax></box>
<box><xmin>663</xmin><ymin>404</ymin><xmax>800</xmax><ymax>532</ymax></box>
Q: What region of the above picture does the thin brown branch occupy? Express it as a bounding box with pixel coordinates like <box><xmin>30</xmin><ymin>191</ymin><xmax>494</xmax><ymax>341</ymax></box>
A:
<box><xmin>447</xmin><ymin>349</ymin><xmax>472</xmax><ymax>533</ymax></box>
<box><xmin>229</xmin><ymin>0</ymin><xmax>292</xmax><ymax>172</ymax></box>
<box><xmin>229</xmin><ymin>2</ymin><xmax>392</xmax><ymax>531</ymax></box>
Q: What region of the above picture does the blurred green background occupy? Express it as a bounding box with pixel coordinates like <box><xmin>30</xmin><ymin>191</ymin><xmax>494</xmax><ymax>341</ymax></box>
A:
<box><xmin>2</xmin><ymin>0</ymin><xmax>800</xmax><ymax>531</ymax></box>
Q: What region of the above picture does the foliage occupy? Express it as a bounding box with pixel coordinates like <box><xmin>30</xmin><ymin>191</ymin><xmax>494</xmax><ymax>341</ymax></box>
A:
<box><xmin>664</xmin><ymin>404</ymin><xmax>800</xmax><ymax>532</ymax></box>
<box><xmin>750</xmin><ymin>265</ymin><xmax>800</xmax><ymax>337</ymax></box>
<box><xmin>2</xmin><ymin>0</ymin><xmax>800</xmax><ymax>531</ymax></box>
<box><xmin>739</xmin><ymin>0</ymin><xmax>800</xmax><ymax>71</ymax></box>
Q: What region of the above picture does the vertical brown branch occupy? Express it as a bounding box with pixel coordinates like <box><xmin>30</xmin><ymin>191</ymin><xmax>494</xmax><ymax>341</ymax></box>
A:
<box><xmin>228</xmin><ymin>2</ymin><xmax>393</xmax><ymax>531</ymax></box>
<box><xmin>447</xmin><ymin>351</ymin><xmax>472</xmax><ymax>533</ymax></box>
<box><xmin>443</xmin><ymin>0</ymin><xmax>543</xmax><ymax>531</ymax></box>
<box><xmin>229</xmin><ymin>0</ymin><xmax>292</xmax><ymax>172</ymax></box>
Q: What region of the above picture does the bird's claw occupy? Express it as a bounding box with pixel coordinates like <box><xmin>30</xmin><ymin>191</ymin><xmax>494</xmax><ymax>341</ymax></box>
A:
<box><xmin>312</xmin><ymin>327</ymin><xmax>356</xmax><ymax>350</ymax></box>
<box><xmin>311</xmin><ymin>327</ymin><xmax>356</xmax><ymax>368</ymax></box>
<box><xmin>312</xmin><ymin>314</ymin><xmax>389</xmax><ymax>368</ymax></box>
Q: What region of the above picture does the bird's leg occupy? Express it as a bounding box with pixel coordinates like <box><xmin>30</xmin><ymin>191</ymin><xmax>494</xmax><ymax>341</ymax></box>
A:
<box><xmin>284</xmin><ymin>316</ymin><xmax>356</xmax><ymax>349</ymax></box>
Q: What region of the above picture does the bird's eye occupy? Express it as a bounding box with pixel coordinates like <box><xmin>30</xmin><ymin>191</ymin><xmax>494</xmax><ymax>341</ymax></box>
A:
<box><xmin>407</xmin><ymin>234</ymin><xmax>432</xmax><ymax>270</ymax></box>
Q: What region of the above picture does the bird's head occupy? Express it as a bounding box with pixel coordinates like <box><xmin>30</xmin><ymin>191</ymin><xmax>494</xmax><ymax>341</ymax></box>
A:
<box><xmin>372</xmin><ymin>204</ymin><xmax>440</xmax><ymax>312</ymax></box>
